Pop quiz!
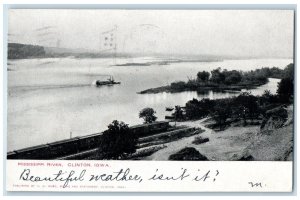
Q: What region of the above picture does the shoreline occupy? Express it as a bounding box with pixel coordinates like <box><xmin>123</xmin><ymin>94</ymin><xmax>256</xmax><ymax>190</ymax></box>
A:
<box><xmin>138</xmin><ymin>82</ymin><xmax>266</xmax><ymax>94</ymax></box>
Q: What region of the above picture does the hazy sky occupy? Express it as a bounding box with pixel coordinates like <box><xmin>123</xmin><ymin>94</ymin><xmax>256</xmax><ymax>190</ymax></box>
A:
<box><xmin>8</xmin><ymin>9</ymin><xmax>294</xmax><ymax>58</ymax></box>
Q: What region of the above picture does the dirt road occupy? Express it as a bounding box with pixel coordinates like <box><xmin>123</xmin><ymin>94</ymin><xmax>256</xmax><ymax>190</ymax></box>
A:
<box><xmin>146</xmin><ymin>119</ymin><xmax>259</xmax><ymax>161</ymax></box>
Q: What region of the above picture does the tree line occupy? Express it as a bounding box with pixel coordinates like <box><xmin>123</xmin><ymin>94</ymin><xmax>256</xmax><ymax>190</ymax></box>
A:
<box><xmin>170</xmin><ymin>64</ymin><xmax>293</xmax><ymax>92</ymax></box>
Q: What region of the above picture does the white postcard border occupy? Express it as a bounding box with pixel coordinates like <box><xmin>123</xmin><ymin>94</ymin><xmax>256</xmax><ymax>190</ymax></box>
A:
<box><xmin>6</xmin><ymin>160</ymin><xmax>293</xmax><ymax>192</ymax></box>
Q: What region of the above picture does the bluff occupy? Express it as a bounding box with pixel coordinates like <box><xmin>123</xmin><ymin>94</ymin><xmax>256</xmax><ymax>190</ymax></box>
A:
<box><xmin>8</xmin><ymin>43</ymin><xmax>46</xmax><ymax>59</ymax></box>
<box><xmin>247</xmin><ymin>105</ymin><xmax>293</xmax><ymax>161</ymax></box>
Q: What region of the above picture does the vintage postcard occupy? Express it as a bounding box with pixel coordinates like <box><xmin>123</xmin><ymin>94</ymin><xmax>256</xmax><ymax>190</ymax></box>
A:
<box><xmin>6</xmin><ymin>8</ymin><xmax>294</xmax><ymax>192</ymax></box>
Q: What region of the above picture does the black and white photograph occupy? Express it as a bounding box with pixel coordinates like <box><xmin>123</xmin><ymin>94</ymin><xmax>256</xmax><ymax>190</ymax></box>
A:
<box><xmin>6</xmin><ymin>9</ymin><xmax>294</xmax><ymax>162</ymax></box>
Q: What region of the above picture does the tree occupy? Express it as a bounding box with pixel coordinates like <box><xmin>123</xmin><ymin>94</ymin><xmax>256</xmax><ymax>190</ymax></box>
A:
<box><xmin>173</xmin><ymin>105</ymin><xmax>184</xmax><ymax>121</ymax></box>
<box><xmin>283</xmin><ymin>63</ymin><xmax>294</xmax><ymax>80</ymax></box>
<box><xmin>139</xmin><ymin>107</ymin><xmax>157</xmax><ymax>123</ymax></box>
<box><xmin>211</xmin><ymin>99</ymin><xmax>231</xmax><ymax>130</ymax></box>
<box><xmin>186</xmin><ymin>98</ymin><xmax>214</xmax><ymax>120</ymax></box>
<box><xmin>276</xmin><ymin>63</ymin><xmax>294</xmax><ymax>103</ymax></box>
<box><xmin>210</xmin><ymin>68</ymin><xmax>225</xmax><ymax>84</ymax></box>
<box><xmin>277</xmin><ymin>78</ymin><xmax>293</xmax><ymax>103</ymax></box>
<box><xmin>235</xmin><ymin>92</ymin><xmax>259</xmax><ymax>125</ymax></box>
<box><xmin>242</xmin><ymin>69</ymin><xmax>268</xmax><ymax>84</ymax></box>
<box><xmin>197</xmin><ymin>71</ymin><xmax>210</xmax><ymax>82</ymax></box>
<box><xmin>99</xmin><ymin>120</ymin><xmax>137</xmax><ymax>160</ymax></box>
<box><xmin>224</xmin><ymin>70</ymin><xmax>242</xmax><ymax>85</ymax></box>
<box><xmin>186</xmin><ymin>99</ymin><xmax>202</xmax><ymax>119</ymax></box>
<box><xmin>261</xmin><ymin>90</ymin><xmax>278</xmax><ymax>104</ymax></box>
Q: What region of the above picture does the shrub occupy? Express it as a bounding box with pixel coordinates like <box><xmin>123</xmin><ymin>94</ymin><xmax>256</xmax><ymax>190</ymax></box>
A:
<box><xmin>168</xmin><ymin>147</ymin><xmax>208</xmax><ymax>161</ymax></box>
<box><xmin>197</xmin><ymin>71</ymin><xmax>210</xmax><ymax>82</ymax></box>
<box><xmin>99</xmin><ymin>120</ymin><xmax>137</xmax><ymax>160</ymax></box>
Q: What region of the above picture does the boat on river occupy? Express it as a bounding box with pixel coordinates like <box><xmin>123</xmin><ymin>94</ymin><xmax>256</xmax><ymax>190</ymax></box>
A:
<box><xmin>95</xmin><ymin>76</ymin><xmax>120</xmax><ymax>87</ymax></box>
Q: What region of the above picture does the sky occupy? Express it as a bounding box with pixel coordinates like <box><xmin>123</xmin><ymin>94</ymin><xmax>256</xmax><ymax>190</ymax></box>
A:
<box><xmin>8</xmin><ymin>9</ymin><xmax>294</xmax><ymax>58</ymax></box>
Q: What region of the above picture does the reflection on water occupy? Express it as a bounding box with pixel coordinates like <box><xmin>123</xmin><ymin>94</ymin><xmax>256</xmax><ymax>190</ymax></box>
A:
<box><xmin>7</xmin><ymin>57</ymin><xmax>291</xmax><ymax>150</ymax></box>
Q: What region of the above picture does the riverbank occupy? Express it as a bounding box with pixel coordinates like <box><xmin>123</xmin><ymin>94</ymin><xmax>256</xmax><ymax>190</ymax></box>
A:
<box><xmin>138</xmin><ymin>83</ymin><xmax>263</xmax><ymax>94</ymax></box>
<box><xmin>145</xmin><ymin>105</ymin><xmax>293</xmax><ymax>161</ymax></box>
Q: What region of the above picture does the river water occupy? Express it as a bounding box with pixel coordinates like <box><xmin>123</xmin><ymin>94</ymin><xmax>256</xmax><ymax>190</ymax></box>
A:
<box><xmin>7</xmin><ymin>57</ymin><xmax>292</xmax><ymax>151</ymax></box>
